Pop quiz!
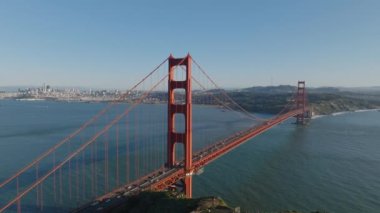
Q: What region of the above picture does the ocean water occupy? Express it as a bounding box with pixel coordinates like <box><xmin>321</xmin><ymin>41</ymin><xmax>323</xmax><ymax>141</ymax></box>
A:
<box><xmin>0</xmin><ymin>100</ymin><xmax>380</xmax><ymax>212</ymax></box>
<box><xmin>194</xmin><ymin>109</ymin><xmax>380</xmax><ymax>212</ymax></box>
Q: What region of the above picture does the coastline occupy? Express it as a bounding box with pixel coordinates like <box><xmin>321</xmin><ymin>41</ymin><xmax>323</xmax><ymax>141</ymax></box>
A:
<box><xmin>2</xmin><ymin>98</ymin><xmax>380</xmax><ymax>119</ymax></box>
<box><xmin>311</xmin><ymin>108</ymin><xmax>380</xmax><ymax>119</ymax></box>
<box><xmin>331</xmin><ymin>108</ymin><xmax>380</xmax><ymax>116</ymax></box>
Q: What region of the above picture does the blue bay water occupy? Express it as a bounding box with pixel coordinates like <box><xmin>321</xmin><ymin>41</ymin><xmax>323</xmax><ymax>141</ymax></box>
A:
<box><xmin>0</xmin><ymin>100</ymin><xmax>380</xmax><ymax>212</ymax></box>
<box><xmin>194</xmin><ymin>111</ymin><xmax>380</xmax><ymax>212</ymax></box>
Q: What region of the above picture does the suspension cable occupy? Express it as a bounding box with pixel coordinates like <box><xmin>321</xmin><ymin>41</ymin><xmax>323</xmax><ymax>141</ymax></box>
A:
<box><xmin>191</xmin><ymin>59</ymin><xmax>273</xmax><ymax>121</ymax></box>
<box><xmin>0</xmin><ymin>74</ymin><xmax>169</xmax><ymax>212</ymax></box>
<box><xmin>192</xmin><ymin>76</ymin><xmax>260</xmax><ymax>122</ymax></box>
<box><xmin>192</xmin><ymin>57</ymin><xmax>300</xmax><ymax>121</ymax></box>
<box><xmin>0</xmin><ymin>57</ymin><xmax>168</xmax><ymax>189</ymax></box>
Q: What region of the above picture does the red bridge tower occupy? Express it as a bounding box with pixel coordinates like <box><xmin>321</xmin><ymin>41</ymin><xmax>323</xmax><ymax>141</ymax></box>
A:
<box><xmin>296</xmin><ymin>81</ymin><xmax>307</xmax><ymax>124</ymax></box>
<box><xmin>167</xmin><ymin>54</ymin><xmax>193</xmax><ymax>198</ymax></box>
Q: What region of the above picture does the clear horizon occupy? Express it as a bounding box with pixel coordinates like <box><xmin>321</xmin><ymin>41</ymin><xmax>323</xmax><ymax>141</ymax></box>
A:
<box><xmin>1</xmin><ymin>1</ymin><xmax>379</xmax><ymax>88</ymax></box>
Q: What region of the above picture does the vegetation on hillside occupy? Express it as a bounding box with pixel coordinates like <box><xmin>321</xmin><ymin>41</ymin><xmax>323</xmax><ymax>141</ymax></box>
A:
<box><xmin>307</xmin><ymin>93</ymin><xmax>380</xmax><ymax>115</ymax></box>
<box><xmin>109</xmin><ymin>191</ymin><xmax>330</xmax><ymax>213</ymax></box>
<box><xmin>220</xmin><ymin>90</ymin><xmax>380</xmax><ymax>115</ymax></box>
<box><xmin>111</xmin><ymin>191</ymin><xmax>234</xmax><ymax>213</ymax></box>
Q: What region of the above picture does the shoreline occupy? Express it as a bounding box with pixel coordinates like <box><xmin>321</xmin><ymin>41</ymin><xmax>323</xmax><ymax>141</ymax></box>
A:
<box><xmin>2</xmin><ymin>98</ymin><xmax>380</xmax><ymax>118</ymax></box>
<box><xmin>312</xmin><ymin>108</ymin><xmax>380</xmax><ymax>119</ymax></box>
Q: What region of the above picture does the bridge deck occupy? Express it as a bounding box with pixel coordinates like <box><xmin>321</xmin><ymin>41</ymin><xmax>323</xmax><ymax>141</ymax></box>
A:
<box><xmin>74</xmin><ymin>109</ymin><xmax>304</xmax><ymax>212</ymax></box>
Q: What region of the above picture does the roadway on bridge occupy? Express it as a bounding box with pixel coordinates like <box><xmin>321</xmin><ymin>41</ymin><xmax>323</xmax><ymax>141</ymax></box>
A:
<box><xmin>74</xmin><ymin>109</ymin><xmax>304</xmax><ymax>212</ymax></box>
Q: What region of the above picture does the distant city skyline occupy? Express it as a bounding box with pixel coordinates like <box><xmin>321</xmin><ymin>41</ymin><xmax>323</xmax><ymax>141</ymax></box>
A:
<box><xmin>1</xmin><ymin>1</ymin><xmax>379</xmax><ymax>89</ymax></box>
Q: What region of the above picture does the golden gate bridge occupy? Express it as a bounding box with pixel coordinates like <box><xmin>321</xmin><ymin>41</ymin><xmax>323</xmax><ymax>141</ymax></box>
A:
<box><xmin>0</xmin><ymin>54</ymin><xmax>309</xmax><ymax>212</ymax></box>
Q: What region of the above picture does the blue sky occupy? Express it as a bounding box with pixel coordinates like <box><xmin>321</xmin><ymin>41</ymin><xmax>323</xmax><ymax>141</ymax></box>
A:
<box><xmin>0</xmin><ymin>0</ymin><xmax>379</xmax><ymax>89</ymax></box>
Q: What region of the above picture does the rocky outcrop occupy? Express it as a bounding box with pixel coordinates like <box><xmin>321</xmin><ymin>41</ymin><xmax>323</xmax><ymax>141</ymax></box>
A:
<box><xmin>111</xmin><ymin>192</ymin><xmax>236</xmax><ymax>213</ymax></box>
